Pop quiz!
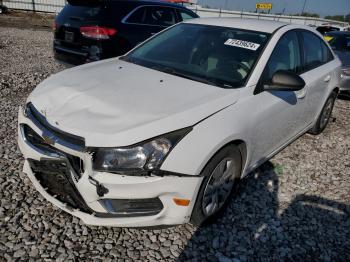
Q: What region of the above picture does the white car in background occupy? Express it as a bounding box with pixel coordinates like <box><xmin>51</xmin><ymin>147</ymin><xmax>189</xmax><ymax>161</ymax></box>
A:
<box><xmin>18</xmin><ymin>18</ymin><xmax>341</xmax><ymax>227</ymax></box>
<box><xmin>316</xmin><ymin>24</ymin><xmax>350</xmax><ymax>35</ymax></box>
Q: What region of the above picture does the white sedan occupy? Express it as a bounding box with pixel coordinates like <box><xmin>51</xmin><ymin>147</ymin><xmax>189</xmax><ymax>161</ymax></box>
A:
<box><xmin>18</xmin><ymin>18</ymin><xmax>341</xmax><ymax>227</ymax></box>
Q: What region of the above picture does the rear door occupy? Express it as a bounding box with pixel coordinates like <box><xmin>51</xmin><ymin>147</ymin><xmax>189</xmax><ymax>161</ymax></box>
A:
<box><xmin>298</xmin><ymin>30</ymin><xmax>336</xmax><ymax>125</ymax></box>
<box><xmin>122</xmin><ymin>5</ymin><xmax>178</xmax><ymax>47</ymax></box>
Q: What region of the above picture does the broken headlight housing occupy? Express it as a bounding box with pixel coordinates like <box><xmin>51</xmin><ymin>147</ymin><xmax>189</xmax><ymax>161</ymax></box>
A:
<box><xmin>91</xmin><ymin>128</ymin><xmax>192</xmax><ymax>174</ymax></box>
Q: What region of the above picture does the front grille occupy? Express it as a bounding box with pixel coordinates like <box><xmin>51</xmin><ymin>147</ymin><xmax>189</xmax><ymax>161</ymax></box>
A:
<box><xmin>26</xmin><ymin>103</ymin><xmax>85</xmax><ymax>148</ymax></box>
<box><xmin>29</xmin><ymin>159</ymin><xmax>93</xmax><ymax>214</ymax></box>
<box><xmin>22</xmin><ymin>124</ymin><xmax>84</xmax><ymax>179</ymax></box>
<box><xmin>22</xmin><ymin>124</ymin><xmax>58</xmax><ymax>153</ymax></box>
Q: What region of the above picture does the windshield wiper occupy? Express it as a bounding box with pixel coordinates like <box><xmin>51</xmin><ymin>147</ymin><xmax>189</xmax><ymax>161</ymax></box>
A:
<box><xmin>150</xmin><ymin>65</ymin><xmax>230</xmax><ymax>88</ymax></box>
<box><xmin>204</xmin><ymin>77</ymin><xmax>234</xmax><ymax>89</ymax></box>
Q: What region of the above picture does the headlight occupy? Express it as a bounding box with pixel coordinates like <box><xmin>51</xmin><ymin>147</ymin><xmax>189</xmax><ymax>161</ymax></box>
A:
<box><xmin>91</xmin><ymin>127</ymin><xmax>192</xmax><ymax>174</ymax></box>
<box><xmin>342</xmin><ymin>68</ymin><xmax>350</xmax><ymax>77</ymax></box>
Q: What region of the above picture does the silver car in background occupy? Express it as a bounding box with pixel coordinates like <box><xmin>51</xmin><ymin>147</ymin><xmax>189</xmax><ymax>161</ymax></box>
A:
<box><xmin>325</xmin><ymin>31</ymin><xmax>350</xmax><ymax>93</ymax></box>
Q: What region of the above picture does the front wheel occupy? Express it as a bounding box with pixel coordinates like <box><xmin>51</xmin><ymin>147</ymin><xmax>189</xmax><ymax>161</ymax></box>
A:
<box><xmin>190</xmin><ymin>145</ymin><xmax>242</xmax><ymax>226</ymax></box>
<box><xmin>309</xmin><ymin>91</ymin><xmax>337</xmax><ymax>135</ymax></box>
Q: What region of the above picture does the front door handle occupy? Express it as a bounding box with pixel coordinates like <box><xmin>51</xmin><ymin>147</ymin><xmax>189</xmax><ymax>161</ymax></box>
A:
<box><xmin>296</xmin><ymin>88</ymin><xmax>307</xmax><ymax>99</ymax></box>
<box><xmin>324</xmin><ymin>75</ymin><xmax>331</xmax><ymax>82</ymax></box>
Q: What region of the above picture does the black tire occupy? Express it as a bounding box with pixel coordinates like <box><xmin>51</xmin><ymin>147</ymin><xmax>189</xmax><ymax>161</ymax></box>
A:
<box><xmin>309</xmin><ymin>91</ymin><xmax>337</xmax><ymax>135</ymax></box>
<box><xmin>190</xmin><ymin>145</ymin><xmax>242</xmax><ymax>226</ymax></box>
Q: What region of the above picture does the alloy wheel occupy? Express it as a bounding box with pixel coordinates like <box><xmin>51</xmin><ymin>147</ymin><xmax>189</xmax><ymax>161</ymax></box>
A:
<box><xmin>320</xmin><ymin>98</ymin><xmax>333</xmax><ymax>130</ymax></box>
<box><xmin>201</xmin><ymin>157</ymin><xmax>236</xmax><ymax>217</ymax></box>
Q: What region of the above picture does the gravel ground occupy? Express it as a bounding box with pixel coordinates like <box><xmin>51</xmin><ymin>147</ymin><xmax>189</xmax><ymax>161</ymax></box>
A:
<box><xmin>0</xmin><ymin>27</ymin><xmax>350</xmax><ymax>262</ymax></box>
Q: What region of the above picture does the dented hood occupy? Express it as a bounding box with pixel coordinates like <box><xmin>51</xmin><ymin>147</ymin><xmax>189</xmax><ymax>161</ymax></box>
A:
<box><xmin>28</xmin><ymin>58</ymin><xmax>240</xmax><ymax>147</ymax></box>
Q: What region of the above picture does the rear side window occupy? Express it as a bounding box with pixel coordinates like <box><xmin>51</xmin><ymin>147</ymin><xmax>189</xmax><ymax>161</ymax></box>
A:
<box><xmin>302</xmin><ymin>32</ymin><xmax>324</xmax><ymax>71</ymax></box>
<box><xmin>145</xmin><ymin>6</ymin><xmax>177</xmax><ymax>26</ymax></box>
<box><xmin>126</xmin><ymin>6</ymin><xmax>177</xmax><ymax>27</ymax></box>
<box><xmin>126</xmin><ymin>7</ymin><xmax>147</xmax><ymax>24</ymax></box>
<box><xmin>179</xmin><ymin>10</ymin><xmax>198</xmax><ymax>21</ymax></box>
<box><xmin>320</xmin><ymin>40</ymin><xmax>334</xmax><ymax>63</ymax></box>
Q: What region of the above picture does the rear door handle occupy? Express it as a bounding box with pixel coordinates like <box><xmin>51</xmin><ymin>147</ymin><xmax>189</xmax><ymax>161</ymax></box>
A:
<box><xmin>324</xmin><ymin>75</ymin><xmax>331</xmax><ymax>82</ymax></box>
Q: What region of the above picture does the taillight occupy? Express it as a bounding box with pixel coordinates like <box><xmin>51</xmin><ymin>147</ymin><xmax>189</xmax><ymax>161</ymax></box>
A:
<box><xmin>80</xmin><ymin>26</ymin><xmax>117</xmax><ymax>40</ymax></box>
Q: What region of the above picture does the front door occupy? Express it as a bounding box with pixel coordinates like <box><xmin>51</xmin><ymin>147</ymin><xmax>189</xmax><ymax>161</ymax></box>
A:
<box><xmin>250</xmin><ymin>30</ymin><xmax>307</xmax><ymax>163</ymax></box>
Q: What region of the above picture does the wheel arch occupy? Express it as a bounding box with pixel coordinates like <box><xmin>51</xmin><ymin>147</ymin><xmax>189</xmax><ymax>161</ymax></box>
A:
<box><xmin>199</xmin><ymin>139</ymin><xmax>248</xmax><ymax>178</ymax></box>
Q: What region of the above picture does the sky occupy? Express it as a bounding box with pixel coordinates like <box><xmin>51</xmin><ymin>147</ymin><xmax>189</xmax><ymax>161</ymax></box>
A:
<box><xmin>197</xmin><ymin>0</ymin><xmax>350</xmax><ymax>17</ymax></box>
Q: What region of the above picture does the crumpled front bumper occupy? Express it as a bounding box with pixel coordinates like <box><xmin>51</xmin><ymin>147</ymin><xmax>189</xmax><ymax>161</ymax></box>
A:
<box><xmin>18</xmin><ymin>106</ymin><xmax>203</xmax><ymax>227</ymax></box>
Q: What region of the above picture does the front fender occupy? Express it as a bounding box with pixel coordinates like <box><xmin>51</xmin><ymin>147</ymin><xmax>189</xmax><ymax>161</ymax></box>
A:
<box><xmin>161</xmin><ymin>102</ymin><xmax>254</xmax><ymax>177</ymax></box>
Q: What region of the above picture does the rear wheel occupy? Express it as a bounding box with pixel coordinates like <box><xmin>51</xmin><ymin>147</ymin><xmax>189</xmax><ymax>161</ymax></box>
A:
<box><xmin>309</xmin><ymin>91</ymin><xmax>337</xmax><ymax>135</ymax></box>
<box><xmin>191</xmin><ymin>145</ymin><xmax>241</xmax><ymax>226</ymax></box>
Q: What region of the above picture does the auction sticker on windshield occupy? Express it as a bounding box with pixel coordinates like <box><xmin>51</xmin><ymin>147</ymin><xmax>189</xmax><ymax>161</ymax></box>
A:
<box><xmin>224</xmin><ymin>39</ymin><xmax>260</xmax><ymax>51</ymax></box>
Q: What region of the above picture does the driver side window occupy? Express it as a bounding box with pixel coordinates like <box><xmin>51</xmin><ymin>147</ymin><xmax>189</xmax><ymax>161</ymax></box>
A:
<box><xmin>264</xmin><ymin>31</ymin><xmax>302</xmax><ymax>82</ymax></box>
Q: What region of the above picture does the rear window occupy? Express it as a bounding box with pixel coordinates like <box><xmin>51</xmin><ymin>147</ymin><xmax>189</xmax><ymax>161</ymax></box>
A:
<box><xmin>60</xmin><ymin>2</ymin><xmax>106</xmax><ymax>20</ymax></box>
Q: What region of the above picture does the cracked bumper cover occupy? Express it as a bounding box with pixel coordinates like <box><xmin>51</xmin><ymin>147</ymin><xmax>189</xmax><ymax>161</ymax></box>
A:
<box><xmin>18</xmin><ymin>106</ymin><xmax>203</xmax><ymax>227</ymax></box>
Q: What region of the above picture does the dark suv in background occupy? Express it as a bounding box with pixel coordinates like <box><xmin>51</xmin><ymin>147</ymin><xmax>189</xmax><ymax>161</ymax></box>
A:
<box><xmin>54</xmin><ymin>0</ymin><xmax>199</xmax><ymax>65</ymax></box>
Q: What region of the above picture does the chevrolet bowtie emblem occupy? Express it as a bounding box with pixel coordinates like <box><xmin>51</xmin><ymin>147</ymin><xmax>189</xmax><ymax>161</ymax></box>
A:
<box><xmin>42</xmin><ymin>134</ymin><xmax>55</xmax><ymax>145</ymax></box>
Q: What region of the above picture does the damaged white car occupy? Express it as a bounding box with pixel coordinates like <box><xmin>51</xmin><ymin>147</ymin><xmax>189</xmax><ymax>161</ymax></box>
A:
<box><xmin>18</xmin><ymin>18</ymin><xmax>341</xmax><ymax>227</ymax></box>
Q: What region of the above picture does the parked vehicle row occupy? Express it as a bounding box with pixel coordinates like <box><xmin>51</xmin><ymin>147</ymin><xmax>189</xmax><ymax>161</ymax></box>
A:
<box><xmin>324</xmin><ymin>31</ymin><xmax>350</xmax><ymax>94</ymax></box>
<box><xmin>0</xmin><ymin>4</ymin><xmax>8</xmax><ymax>14</ymax></box>
<box><xmin>19</xmin><ymin>16</ymin><xmax>342</xmax><ymax>227</ymax></box>
<box><xmin>316</xmin><ymin>24</ymin><xmax>350</xmax><ymax>35</ymax></box>
<box><xmin>53</xmin><ymin>0</ymin><xmax>198</xmax><ymax>65</ymax></box>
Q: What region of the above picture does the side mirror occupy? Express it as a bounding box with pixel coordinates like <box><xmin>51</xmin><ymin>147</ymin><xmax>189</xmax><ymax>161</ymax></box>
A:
<box><xmin>263</xmin><ymin>70</ymin><xmax>305</xmax><ymax>92</ymax></box>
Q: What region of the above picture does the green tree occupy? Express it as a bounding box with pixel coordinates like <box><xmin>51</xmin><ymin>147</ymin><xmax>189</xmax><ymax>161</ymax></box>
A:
<box><xmin>292</xmin><ymin>12</ymin><xmax>320</xmax><ymax>18</ymax></box>
<box><xmin>346</xmin><ymin>14</ymin><xmax>350</xmax><ymax>23</ymax></box>
<box><xmin>325</xmin><ymin>15</ymin><xmax>346</xmax><ymax>22</ymax></box>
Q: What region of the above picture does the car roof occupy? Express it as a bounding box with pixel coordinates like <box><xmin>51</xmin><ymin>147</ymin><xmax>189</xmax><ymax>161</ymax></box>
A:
<box><xmin>184</xmin><ymin>18</ymin><xmax>288</xmax><ymax>33</ymax></box>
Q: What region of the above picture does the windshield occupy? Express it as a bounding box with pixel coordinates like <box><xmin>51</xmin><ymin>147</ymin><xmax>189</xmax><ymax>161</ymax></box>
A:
<box><xmin>60</xmin><ymin>1</ymin><xmax>106</xmax><ymax>21</ymax></box>
<box><xmin>122</xmin><ymin>23</ymin><xmax>270</xmax><ymax>88</ymax></box>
